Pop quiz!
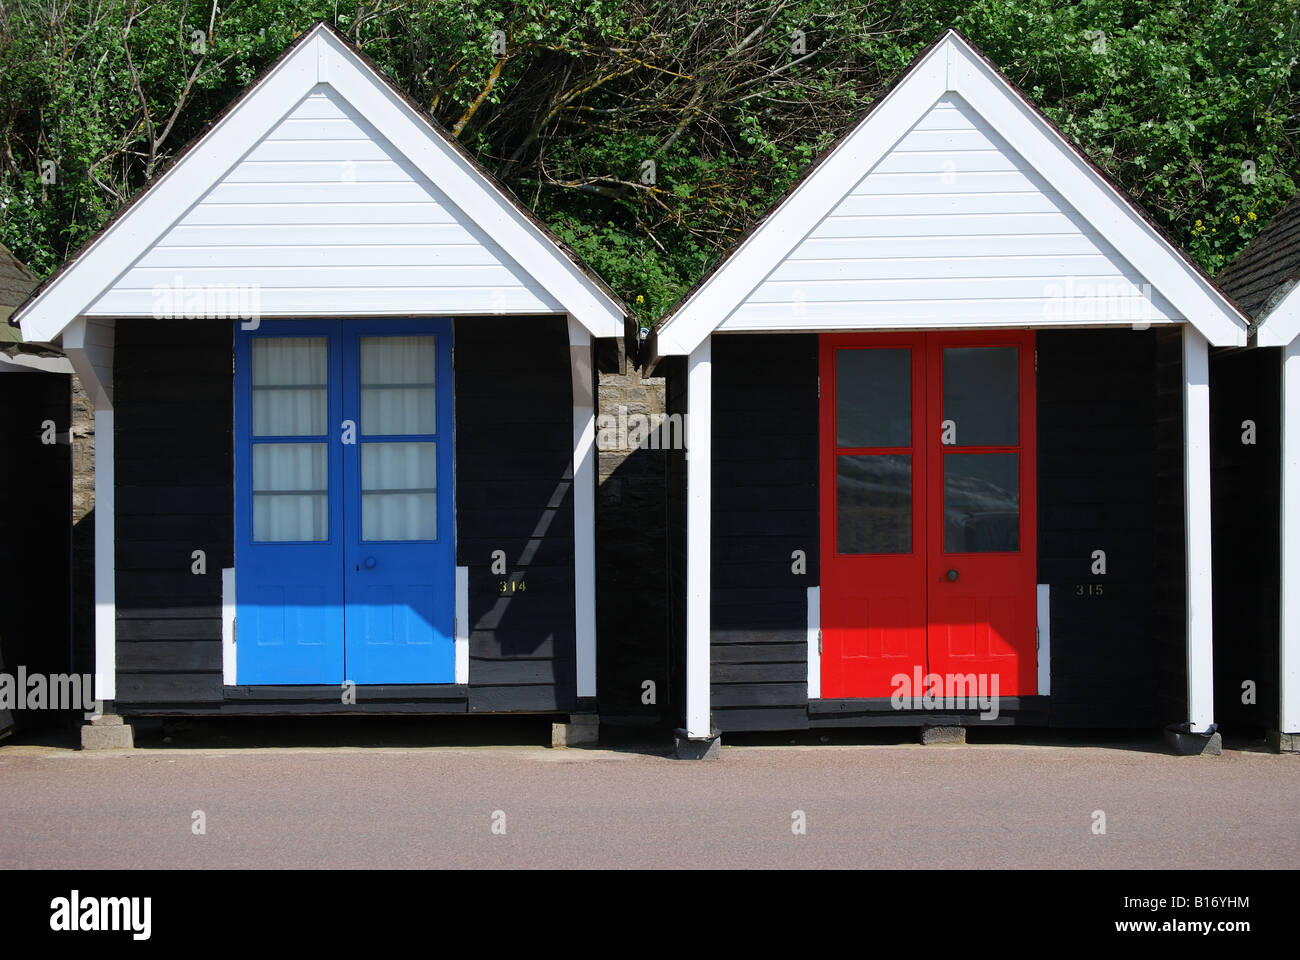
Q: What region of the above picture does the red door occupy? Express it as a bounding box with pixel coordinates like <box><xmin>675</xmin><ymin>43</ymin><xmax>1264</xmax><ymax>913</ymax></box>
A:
<box><xmin>819</xmin><ymin>331</ymin><xmax>1036</xmax><ymax>698</ymax></box>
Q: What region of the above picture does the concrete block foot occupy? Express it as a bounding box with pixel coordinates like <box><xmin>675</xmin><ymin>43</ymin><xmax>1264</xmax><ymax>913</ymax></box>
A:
<box><xmin>920</xmin><ymin>725</ymin><xmax>965</xmax><ymax>745</ymax></box>
<box><xmin>1164</xmin><ymin>725</ymin><xmax>1221</xmax><ymax>756</ymax></box>
<box><xmin>1267</xmin><ymin>730</ymin><xmax>1299</xmax><ymax>753</ymax></box>
<box><xmin>551</xmin><ymin>714</ymin><xmax>599</xmax><ymax>748</ymax></box>
<box><xmin>81</xmin><ymin>713</ymin><xmax>134</xmax><ymax>750</ymax></box>
<box><xmin>673</xmin><ymin>728</ymin><xmax>721</xmax><ymax>760</ymax></box>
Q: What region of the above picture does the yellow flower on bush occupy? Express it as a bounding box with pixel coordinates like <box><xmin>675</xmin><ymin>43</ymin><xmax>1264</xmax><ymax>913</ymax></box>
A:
<box><xmin>1248</xmin><ymin>212</ymin><xmax>1257</xmax><ymax>222</ymax></box>
<box><xmin>636</xmin><ymin>295</ymin><xmax>644</xmax><ymax>304</ymax></box>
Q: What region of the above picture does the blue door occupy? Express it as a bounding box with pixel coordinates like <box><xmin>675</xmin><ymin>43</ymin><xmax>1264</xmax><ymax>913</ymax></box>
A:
<box><xmin>236</xmin><ymin>318</ymin><xmax>455</xmax><ymax>685</ymax></box>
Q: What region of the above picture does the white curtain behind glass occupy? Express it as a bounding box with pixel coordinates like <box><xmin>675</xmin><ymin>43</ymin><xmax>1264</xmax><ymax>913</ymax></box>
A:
<box><xmin>359</xmin><ymin>336</ymin><xmax>438</xmax><ymax>541</ymax></box>
<box><xmin>253</xmin><ymin>337</ymin><xmax>328</xmax><ymax>436</ymax></box>
<box><xmin>254</xmin><ymin>444</ymin><xmax>328</xmax><ymax>541</ymax></box>
<box><xmin>360</xmin><ymin>336</ymin><xmax>436</xmax><ymax>435</ymax></box>
<box><xmin>251</xmin><ymin>337</ymin><xmax>329</xmax><ymax>542</ymax></box>
<box><xmin>362</xmin><ymin>442</ymin><xmax>437</xmax><ymax>541</ymax></box>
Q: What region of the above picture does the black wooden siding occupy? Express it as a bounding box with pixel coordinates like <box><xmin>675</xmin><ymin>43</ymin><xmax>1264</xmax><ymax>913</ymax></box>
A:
<box><xmin>1037</xmin><ymin>329</ymin><xmax>1173</xmax><ymax>726</ymax></box>
<box><xmin>710</xmin><ymin>334</ymin><xmax>819</xmax><ymax>731</ymax></box>
<box><xmin>113</xmin><ymin>315</ymin><xmax>577</xmax><ymax>714</ymax></box>
<box><xmin>114</xmin><ymin>318</ymin><xmax>231</xmax><ymax>706</ymax></box>
<box><xmin>0</xmin><ymin>371</ymin><xmax>72</xmax><ymax>726</ymax></box>
<box><xmin>454</xmin><ymin>316</ymin><xmax>576</xmax><ymax>713</ymax></box>
<box><xmin>1210</xmin><ymin>347</ymin><xmax>1280</xmax><ymax>734</ymax></box>
<box><xmin>697</xmin><ymin>329</ymin><xmax>1183</xmax><ymax>732</ymax></box>
<box><xmin>662</xmin><ymin>356</ymin><xmax>688</xmax><ymax>724</ymax></box>
<box><xmin>1152</xmin><ymin>329</ymin><xmax>1189</xmax><ymax>726</ymax></box>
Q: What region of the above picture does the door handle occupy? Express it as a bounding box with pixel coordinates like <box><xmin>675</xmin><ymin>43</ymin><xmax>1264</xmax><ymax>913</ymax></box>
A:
<box><xmin>945</xmin><ymin>568</ymin><xmax>959</xmax><ymax>582</ymax></box>
<box><xmin>364</xmin><ymin>556</ymin><xmax>377</xmax><ymax>569</ymax></box>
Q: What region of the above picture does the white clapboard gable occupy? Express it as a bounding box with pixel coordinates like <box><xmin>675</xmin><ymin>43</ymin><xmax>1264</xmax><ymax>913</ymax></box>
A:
<box><xmin>656</xmin><ymin>30</ymin><xmax>1246</xmax><ymax>353</ymax></box>
<box><xmin>88</xmin><ymin>85</ymin><xmax>562</xmax><ymax>318</ymax></box>
<box><xmin>16</xmin><ymin>24</ymin><xmax>625</xmax><ymax>343</ymax></box>
<box><xmin>729</xmin><ymin>92</ymin><xmax>1180</xmax><ymax>329</ymax></box>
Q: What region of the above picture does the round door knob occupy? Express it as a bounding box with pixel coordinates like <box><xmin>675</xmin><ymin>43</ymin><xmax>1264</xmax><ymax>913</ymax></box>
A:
<box><xmin>364</xmin><ymin>556</ymin><xmax>377</xmax><ymax>569</ymax></box>
<box><xmin>946</xmin><ymin>569</ymin><xmax>959</xmax><ymax>582</ymax></box>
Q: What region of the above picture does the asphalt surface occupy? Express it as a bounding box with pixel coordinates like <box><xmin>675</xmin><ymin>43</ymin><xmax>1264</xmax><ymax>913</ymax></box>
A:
<box><xmin>1</xmin><ymin>723</ymin><xmax>1296</xmax><ymax>869</ymax></box>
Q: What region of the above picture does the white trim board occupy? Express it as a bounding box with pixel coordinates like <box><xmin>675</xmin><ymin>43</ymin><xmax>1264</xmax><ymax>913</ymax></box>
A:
<box><xmin>655</xmin><ymin>30</ymin><xmax>1247</xmax><ymax>354</ymax></box>
<box><xmin>1280</xmin><ymin>342</ymin><xmax>1300</xmax><ymax>734</ymax></box>
<box><xmin>94</xmin><ymin>406</ymin><xmax>116</xmax><ymax>702</ymax></box>
<box><xmin>806</xmin><ymin>586</ymin><xmax>820</xmax><ymax>700</ymax></box>
<box><xmin>1036</xmin><ymin>584</ymin><xmax>1051</xmax><ymax>697</ymax></box>
<box><xmin>455</xmin><ymin>565</ymin><xmax>470</xmax><ymax>685</ymax></box>
<box><xmin>14</xmin><ymin>25</ymin><xmax>624</xmax><ymax>343</ymax></box>
<box><xmin>569</xmin><ymin>315</ymin><xmax>597</xmax><ymax>699</ymax></box>
<box><xmin>1183</xmin><ymin>326</ymin><xmax>1216</xmax><ymax>733</ymax></box>
<box><xmin>684</xmin><ymin>336</ymin><xmax>713</xmax><ymax>738</ymax></box>
<box><xmin>1254</xmin><ymin>282</ymin><xmax>1300</xmax><ymax>347</ymax></box>
<box><xmin>222</xmin><ymin>568</ymin><xmax>236</xmax><ymax>686</ymax></box>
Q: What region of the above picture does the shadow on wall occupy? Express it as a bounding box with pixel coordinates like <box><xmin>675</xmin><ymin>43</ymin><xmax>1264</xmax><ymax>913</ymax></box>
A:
<box><xmin>595</xmin><ymin>343</ymin><xmax>676</xmax><ymax>727</ymax></box>
<box><xmin>0</xmin><ymin>370</ymin><xmax>75</xmax><ymax>733</ymax></box>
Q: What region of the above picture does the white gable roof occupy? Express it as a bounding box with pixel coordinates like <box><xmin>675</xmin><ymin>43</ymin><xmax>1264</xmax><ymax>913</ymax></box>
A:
<box><xmin>16</xmin><ymin>25</ymin><xmax>625</xmax><ymax>342</ymax></box>
<box><xmin>1256</xmin><ymin>283</ymin><xmax>1300</xmax><ymax>346</ymax></box>
<box><xmin>656</xmin><ymin>31</ymin><xmax>1247</xmax><ymax>354</ymax></box>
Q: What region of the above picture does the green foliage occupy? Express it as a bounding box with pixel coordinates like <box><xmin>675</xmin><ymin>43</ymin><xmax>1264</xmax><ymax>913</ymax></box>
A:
<box><xmin>0</xmin><ymin>0</ymin><xmax>1296</xmax><ymax>315</ymax></box>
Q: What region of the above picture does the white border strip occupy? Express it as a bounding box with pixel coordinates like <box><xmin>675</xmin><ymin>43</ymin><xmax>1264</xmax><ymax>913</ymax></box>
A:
<box><xmin>455</xmin><ymin>565</ymin><xmax>469</xmax><ymax>685</ymax></box>
<box><xmin>807</xmin><ymin>586</ymin><xmax>821</xmax><ymax>699</ymax></box>
<box><xmin>222</xmin><ymin>567</ymin><xmax>236</xmax><ymax>685</ymax></box>
<box><xmin>93</xmin><ymin>407</ymin><xmax>115</xmax><ymax>702</ymax></box>
<box><xmin>685</xmin><ymin>336</ymin><xmax>713</xmax><ymax>737</ymax></box>
<box><xmin>1280</xmin><ymin>341</ymin><xmax>1300</xmax><ymax>734</ymax></box>
<box><xmin>569</xmin><ymin>317</ymin><xmax>597</xmax><ymax>699</ymax></box>
<box><xmin>1036</xmin><ymin>583</ymin><xmax>1050</xmax><ymax>696</ymax></box>
<box><xmin>1183</xmin><ymin>326</ymin><xmax>1215</xmax><ymax>732</ymax></box>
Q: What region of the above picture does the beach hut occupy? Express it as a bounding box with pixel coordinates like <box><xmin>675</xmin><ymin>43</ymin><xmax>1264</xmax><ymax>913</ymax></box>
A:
<box><xmin>642</xmin><ymin>30</ymin><xmax>1248</xmax><ymax>756</ymax></box>
<box><xmin>11</xmin><ymin>25</ymin><xmax>626</xmax><ymax>741</ymax></box>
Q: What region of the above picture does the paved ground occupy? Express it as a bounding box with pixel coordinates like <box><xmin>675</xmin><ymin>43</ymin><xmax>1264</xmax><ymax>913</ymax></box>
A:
<box><xmin>1</xmin><ymin>721</ymin><xmax>1296</xmax><ymax>869</ymax></box>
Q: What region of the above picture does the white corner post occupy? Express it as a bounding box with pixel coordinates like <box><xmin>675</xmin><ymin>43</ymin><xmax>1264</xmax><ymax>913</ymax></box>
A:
<box><xmin>222</xmin><ymin>567</ymin><xmax>236</xmax><ymax>685</ymax></box>
<box><xmin>806</xmin><ymin>586</ymin><xmax>820</xmax><ymax>700</ymax></box>
<box><xmin>568</xmin><ymin>317</ymin><xmax>597</xmax><ymax>702</ymax></box>
<box><xmin>454</xmin><ymin>565</ymin><xmax>470</xmax><ymax>685</ymax></box>
<box><xmin>685</xmin><ymin>336</ymin><xmax>713</xmax><ymax>739</ymax></box>
<box><xmin>1183</xmin><ymin>326</ymin><xmax>1214</xmax><ymax>733</ymax></box>
<box><xmin>62</xmin><ymin>317</ymin><xmax>116</xmax><ymax>705</ymax></box>
<box><xmin>93</xmin><ymin>405</ymin><xmax>116</xmax><ymax>704</ymax></box>
<box><xmin>1280</xmin><ymin>339</ymin><xmax>1300</xmax><ymax>736</ymax></box>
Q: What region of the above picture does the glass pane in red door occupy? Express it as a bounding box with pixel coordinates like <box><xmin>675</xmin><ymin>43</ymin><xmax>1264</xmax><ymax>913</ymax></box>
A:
<box><xmin>836</xmin><ymin>348</ymin><xmax>911</xmax><ymax>446</ymax></box>
<box><xmin>943</xmin><ymin>452</ymin><xmax>1019</xmax><ymax>552</ymax></box>
<box><xmin>837</xmin><ymin>454</ymin><xmax>911</xmax><ymax>554</ymax></box>
<box><xmin>942</xmin><ymin>347</ymin><xmax>1019</xmax><ymax>446</ymax></box>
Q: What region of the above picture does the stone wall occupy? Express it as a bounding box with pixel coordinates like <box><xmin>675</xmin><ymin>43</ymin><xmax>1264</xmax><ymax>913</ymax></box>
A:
<box><xmin>595</xmin><ymin>340</ymin><xmax>671</xmax><ymax>723</ymax></box>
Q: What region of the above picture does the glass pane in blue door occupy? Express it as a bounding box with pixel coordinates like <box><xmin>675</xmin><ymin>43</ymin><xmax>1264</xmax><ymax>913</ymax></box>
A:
<box><xmin>252</xmin><ymin>337</ymin><xmax>328</xmax><ymax>435</ymax></box>
<box><xmin>362</xmin><ymin>442</ymin><xmax>437</xmax><ymax>541</ymax></box>
<box><xmin>253</xmin><ymin>443</ymin><xmax>328</xmax><ymax>541</ymax></box>
<box><xmin>360</xmin><ymin>336</ymin><xmax>436</xmax><ymax>435</ymax></box>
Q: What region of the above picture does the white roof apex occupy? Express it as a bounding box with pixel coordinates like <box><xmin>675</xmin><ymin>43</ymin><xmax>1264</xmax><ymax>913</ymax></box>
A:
<box><xmin>15</xmin><ymin>23</ymin><xmax>625</xmax><ymax>343</ymax></box>
<box><xmin>655</xmin><ymin>29</ymin><xmax>1247</xmax><ymax>353</ymax></box>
